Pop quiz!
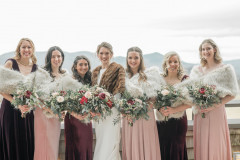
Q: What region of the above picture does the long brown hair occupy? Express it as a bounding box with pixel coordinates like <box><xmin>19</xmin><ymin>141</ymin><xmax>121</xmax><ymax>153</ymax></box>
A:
<box><xmin>126</xmin><ymin>46</ymin><xmax>147</xmax><ymax>82</ymax></box>
<box><xmin>43</xmin><ymin>46</ymin><xmax>66</xmax><ymax>78</ymax></box>
<box><xmin>14</xmin><ymin>38</ymin><xmax>37</xmax><ymax>64</ymax></box>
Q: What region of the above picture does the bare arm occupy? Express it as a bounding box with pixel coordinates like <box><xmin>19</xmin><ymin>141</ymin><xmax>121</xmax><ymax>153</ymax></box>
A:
<box><xmin>162</xmin><ymin>104</ymin><xmax>191</xmax><ymax>116</ymax></box>
<box><xmin>201</xmin><ymin>95</ymin><xmax>235</xmax><ymax>113</ymax></box>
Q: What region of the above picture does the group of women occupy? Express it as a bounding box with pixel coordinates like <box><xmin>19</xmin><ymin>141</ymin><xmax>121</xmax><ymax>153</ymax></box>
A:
<box><xmin>0</xmin><ymin>38</ymin><xmax>239</xmax><ymax>160</ymax></box>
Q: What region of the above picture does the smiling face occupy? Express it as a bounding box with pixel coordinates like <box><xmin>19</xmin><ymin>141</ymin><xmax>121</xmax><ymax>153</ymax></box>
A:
<box><xmin>51</xmin><ymin>50</ymin><xmax>63</xmax><ymax>69</ymax></box>
<box><xmin>19</xmin><ymin>40</ymin><xmax>33</xmax><ymax>59</ymax></box>
<box><xmin>201</xmin><ymin>43</ymin><xmax>216</xmax><ymax>61</ymax></box>
<box><xmin>75</xmin><ymin>59</ymin><xmax>89</xmax><ymax>78</ymax></box>
<box><xmin>127</xmin><ymin>51</ymin><xmax>141</xmax><ymax>73</ymax></box>
<box><xmin>97</xmin><ymin>47</ymin><xmax>113</xmax><ymax>66</ymax></box>
<box><xmin>167</xmin><ymin>55</ymin><xmax>179</xmax><ymax>74</ymax></box>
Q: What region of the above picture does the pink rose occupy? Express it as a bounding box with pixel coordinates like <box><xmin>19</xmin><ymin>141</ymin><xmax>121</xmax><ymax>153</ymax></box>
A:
<box><xmin>127</xmin><ymin>99</ymin><xmax>135</xmax><ymax>105</ymax></box>
<box><xmin>98</xmin><ymin>93</ymin><xmax>106</xmax><ymax>100</ymax></box>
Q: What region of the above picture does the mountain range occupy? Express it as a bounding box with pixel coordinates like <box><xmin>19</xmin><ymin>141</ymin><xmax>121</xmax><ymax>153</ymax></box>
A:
<box><xmin>0</xmin><ymin>51</ymin><xmax>239</xmax><ymax>82</ymax></box>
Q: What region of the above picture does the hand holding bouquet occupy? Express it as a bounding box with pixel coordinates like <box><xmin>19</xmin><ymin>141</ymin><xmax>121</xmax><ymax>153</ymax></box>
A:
<box><xmin>115</xmin><ymin>91</ymin><xmax>150</xmax><ymax>126</ymax></box>
<box><xmin>65</xmin><ymin>85</ymin><xmax>114</xmax><ymax>122</ymax></box>
<box><xmin>11</xmin><ymin>81</ymin><xmax>43</xmax><ymax>117</ymax></box>
<box><xmin>188</xmin><ymin>82</ymin><xmax>221</xmax><ymax>118</ymax></box>
<box><xmin>45</xmin><ymin>90</ymin><xmax>69</xmax><ymax>121</ymax></box>
<box><xmin>155</xmin><ymin>85</ymin><xmax>185</xmax><ymax>121</ymax></box>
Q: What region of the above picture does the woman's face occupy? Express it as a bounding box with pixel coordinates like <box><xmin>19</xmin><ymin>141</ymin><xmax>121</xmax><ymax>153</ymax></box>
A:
<box><xmin>167</xmin><ymin>55</ymin><xmax>179</xmax><ymax>74</ymax></box>
<box><xmin>75</xmin><ymin>59</ymin><xmax>89</xmax><ymax>78</ymax></box>
<box><xmin>19</xmin><ymin>40</ymin><xmax>33</xmax><ymax>59</ymax></box>
<box><xmin>51</xmin><ymin>50</ymin><xmax>63</xmax><ymax>69</ymax></box>
<box><xmin>127</xmin><ymin>51</ymin><xmax>141</xmax><ymax>72</ymax></box>
<box><xmin>201</xmin><ymin>43</ymin><xmax>216</xmax><ymax>61</ymax></box>
<box><xmin>97</xmin><ymin>47</ymin><xmax>113</xmax><ymax>66</ymax></box>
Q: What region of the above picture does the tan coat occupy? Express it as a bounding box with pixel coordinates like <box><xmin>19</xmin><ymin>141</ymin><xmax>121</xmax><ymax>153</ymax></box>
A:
<box><xmin>92</xmin><ymin>62</ymin><xmax>125</xmax><ymax>95</ymax></box>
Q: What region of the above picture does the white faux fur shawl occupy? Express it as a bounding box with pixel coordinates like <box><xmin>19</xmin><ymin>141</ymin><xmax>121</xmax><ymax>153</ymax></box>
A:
<box><xmin>189</xmin><ymin>64</ymin><xmax>239</xmax><ymax>114</ymax></box>
<box><xmin>125</xmin><ymin>67</ymin><xmax>162</xmax><ymax>98</ymax></box>
<box><xmin>0</xmin><ymin>66</ymin><xmax>51</xmax><ymax>94</ymax></box>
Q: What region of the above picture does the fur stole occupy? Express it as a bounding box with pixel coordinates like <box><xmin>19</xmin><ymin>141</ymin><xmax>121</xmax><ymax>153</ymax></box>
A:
<box><xmin>154</xmin><ymin>75</ymin><xmax>192</xmax><ymax>121</ymax></box>
<box><xmin>91</xmin><ymin>62</ymin><xmax>125</xmax><ymax>95</ymax></box>
<box><xmin>126</xmin><ymin>66</ymin><xmax>162</xmax><ymax>98</ymax></box>
<box><xmin>188</xmin><ymin>64</ymin><xmax>239</xmax><ymax>114</ymax></box>
<box><xmin>0</xmin><ymin>66</ymin><xmax>51</xmax><ymax>94</ymax></box>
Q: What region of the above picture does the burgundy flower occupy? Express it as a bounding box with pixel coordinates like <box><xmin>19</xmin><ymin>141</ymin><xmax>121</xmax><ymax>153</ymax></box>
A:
<box><xmin>127</xmin><ymin>99</ymin><xmax>135</xmax><ymax>105</ymax></box>
<box><xmin>25</xmin><ymin>90</ymin><xmax>32</xmax><ymax>99</ymax></box>
<box><xmin>60</xmin><ymin>91</ymin><xmax>67</xmax><ymax>96</ymax></box>
<box><xmin>106</xmin><ymin>100</ymin><xmax>113</xmax><ymax>109</ymax></box>
<box><xmin>78</xmin><ymin>90</ymin><xmax>85</xmax><ymax>94</ymax></box>
<box><xmin>199</xmin><ymin>88</ymin><xmax>206</xmax><ymax>94</ymax></box>
<box><xmin>98</xmin><ymin>93</ymin><xmax>106</xmax><ymax>100</ymax></box>
<box><xmin>80</xmin><ymin>96</ymin><xmax>88</xmax><ymax>105</ymax></box>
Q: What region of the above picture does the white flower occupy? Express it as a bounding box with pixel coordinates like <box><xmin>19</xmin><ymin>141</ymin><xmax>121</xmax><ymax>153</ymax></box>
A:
<box><xmin>84</xmin><ymin>91</ymin><xmax>92</xmax><ymax>99</ymax></box>
<box><xmin>104</xmin><ymin>92</ymin><xmax>110</xmax><ymax>97</ymax></box>
<box><xmin>135</xmin><ymin>98</ymin><xmax>142</xmax><ymax>104</ymax></box>
<box><xmin>56</xmin><ymin>96</ymin><xmax>64</xmax><ymax>103</ymax></box>
<box><xmin>119</xmin><ymin>100</ymin><xmax>124</xmax><ymax>106</ymax></box>
<box><xmin>52</xmin><ymin>92</ymin><xmax>59</xmax><ymax>97</ymax></box>
<box><xmin>16</xmin><ymin>90</ymin><xmax>22</xmax><ymax>94</ymax></box>
<box><xmin>161</xmin><ymin>89</ymin><xmax>170</xmax><ymax>96</ymax></box>
<box><xmin>96</xmin><ymin>87</ymin><xmax>104</xmax><ymax>92</ymax></box>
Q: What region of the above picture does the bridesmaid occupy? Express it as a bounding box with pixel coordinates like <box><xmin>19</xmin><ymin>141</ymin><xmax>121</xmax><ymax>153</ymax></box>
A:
<box><xmin>191</xmin><ymin>39</ymin><xmax>238</xmax><ymax>160</ymax></box>
<box><xmin>0</xmin><ymin>38</ymin><xmax>37</xmax><ymax>160</ymax></box>
<box><xmin>91</xmin><ymin>42</ymin><xmax>125</xmax><ymax>160</ymax></box>
<box><xmin>34</xmin><ymin>46</ymin><xmax>67</xmax><ymax>160</ymax></box>
<box><xmin>155</xmin><ymin>51</ymin><xmax>191</xmax><ymax>160</ymax></box>
<box><xmin>64</xmin><ymin>55</ymin><xmax>93</xmax><ymax>160</ymax></box>
<box><xmin>122</xmin><ymin>47</ymin><xmax>161</xmax><ymax>160</ymax></box>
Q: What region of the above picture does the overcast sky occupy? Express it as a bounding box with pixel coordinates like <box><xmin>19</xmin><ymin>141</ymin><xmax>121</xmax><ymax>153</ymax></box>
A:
<box><xmin>0</xmin><ymin>0</ymin><xmax>240</xmax><ymax>63</ymax></box>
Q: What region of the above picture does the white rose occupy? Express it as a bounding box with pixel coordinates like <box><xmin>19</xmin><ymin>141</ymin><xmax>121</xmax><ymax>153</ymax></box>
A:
<box><xmin>16</xmin><ymin>90</ymin><xmax>22</xmax><ymax>94</ymax></box>
<box><xmin>52</xmin><ymin>92</ymin><xmax>59</xmax><ymax>97</ymax></box>
<box><xmin>84</xmin><ymin>91</ymin><xmax>92</xmax><ymax>99</ymax></box>
<box><xmin>135</xmin><ymin>98</ymin><xmax>142</xmax><ymax>104</ymax></box>
<box><xmin>104</xmin><ymin>92</ymin><xmax>110</xmax><ymax>97</ymax></box>
<box><xmin>96</xmin><ymin>87</ymin><xmax>104</xmax><ymax>92</ymax></box>
<box><xmin>56</xmin><ymin>96</ymin><xmax>64</xmax><ymax>103</ymax></box>
<box><xmin>161</xmin><ymin>89</ymin><xmax>170</xmax><ymax>96</ymax></box>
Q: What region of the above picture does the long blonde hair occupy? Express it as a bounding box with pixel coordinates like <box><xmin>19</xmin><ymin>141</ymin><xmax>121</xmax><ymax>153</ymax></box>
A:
<box><xmin>162</xmin><ymin>51</ymin><xmax>184</xmax><ymax>80</ymax></box>
<box><xmin>14</xmin><ymin>38</ymin><xmax>37</xmax><ymax>64</ymax></box>
<box><xmin>126</xmin><ymin>46</ymin><xmax>147</xmax><ymax>82</ymax></box>
<box><xmin>199</xmin><ymin>39</ymin><xmax>222</xmax><ymax>66</ymax></box>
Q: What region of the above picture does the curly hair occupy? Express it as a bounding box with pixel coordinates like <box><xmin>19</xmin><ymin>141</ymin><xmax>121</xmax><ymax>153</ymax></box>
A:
<box><xmin>162</xmin><ymin>51</ymin><xmax>185</xmax><ymax>80</ymax></box>
<box><xmin>71</xmin><ymin>55</ymin><xmax>92</xmax><ymax>85</ymax></box>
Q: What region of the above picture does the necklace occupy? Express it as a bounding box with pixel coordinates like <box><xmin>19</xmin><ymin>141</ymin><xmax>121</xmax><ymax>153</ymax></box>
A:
<box><xmin>18</xmin><ymin>60</ymin><xmax>30</xmax><ymax>66</ymax></box>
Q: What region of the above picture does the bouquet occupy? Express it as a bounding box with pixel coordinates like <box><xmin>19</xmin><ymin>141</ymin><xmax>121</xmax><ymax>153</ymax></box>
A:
<box><xmin>188</xmin><ymin>82</ymin><xmax>221</xmax><ymax>118</ymax></box>
<box><xmin>114</xmin><ymin>91</ymin><xmax>150</xmax><ymax>126</ymax></box>
<box><xmin>11</xmin><ymin>81</ymin><xmax>43</xmax><ymax>117</ymax></box>
<box><xmin>64</xmin><ymin>85</ymin><xmax>114</xmax><ymax>122</ymax></box>
<box><xmin>155</xmin><ymin>85</ymin><xmax>185</xmax><ymax>121</ymax></box>
<box><xmin>45</xmin><ymin>90</ymin><xmax>69</xmax><ymax>121</ymax></box>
